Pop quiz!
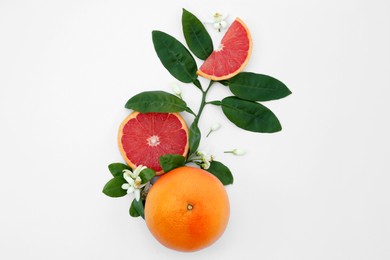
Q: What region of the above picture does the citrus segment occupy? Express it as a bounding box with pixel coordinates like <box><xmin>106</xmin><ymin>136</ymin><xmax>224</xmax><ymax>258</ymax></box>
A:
<box><xmin>145</xmin><ymin>166</ymin><xmax>230</xmax><ymax>252</ymax></box>
<box><xmin>118</xmin><ymin>112</ymin><xmax>189</xmax><ymax>174</ymax></box>
<box><xmin>197</xmin><ymin>18</ymin><xmax>252</xmax><ymax>81</ymax></box>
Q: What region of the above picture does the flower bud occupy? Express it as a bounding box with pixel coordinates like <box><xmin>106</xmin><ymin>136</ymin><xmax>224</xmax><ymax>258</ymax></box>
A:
<box><xmin>224</xmin><ymin>148</ymin><xmax>246</xmax><ymax>156</ymax></box>
<box><xmin>171</xmin><ymin>83</ymin><xmax>182</xmax><ymax>97</ymax></box>
<box><xmin>207</xmin><ymin>123</ymin><xmax>221</xmax><ymax>137</ymax></box>
<box><xmin>232</xmin><ymin>149</ymin><xmax>245</xmax><ymax>155</ymax></box>
<box><xmin>211</xmin><ymin>123</ymin><xmax>221</xmax><ymax>131</ymax></box>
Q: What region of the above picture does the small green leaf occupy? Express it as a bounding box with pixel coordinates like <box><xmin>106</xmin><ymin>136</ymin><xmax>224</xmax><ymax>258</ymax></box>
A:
<box><xmin>228</xmin><ymin>72</ymin><xmax>291</xmax><ymax>101</ymax></box>
<box><xmin>185</xmin><ymin>106</ymin><xmax>196</xmax><ymax>116</ymax></box>
<box><xmin>188</xmin><ymin>122</ymin><xmax>201</xmax><ymax>155</ymax></box>
<box><xmin>182</xmin><ymin>8</ymin><xmax>213</xmax><ymax>60</ymax></box>
<box><xmin>108</xmin><ymin>163</ymin><xmax>131</xmax><ymax>177</ymax></box>
<box><xmin>102</xmin><ymin>176</ymin><xmax>126</xmax><ymax>197</ymax></box>
<box><xmin>130</xmin><ymin>199</ymin><xmax>144</xmax><ymax>219</ymax></box>
<box><xmin>221</xmin><ymin>96</ymin><xmax>282</xmax><ymax>133</ymax></box>
<box><xmin>160</xmin><ymin>154</ymin><xmax>185</xmax><ymax>172</ymax></box>
<box><xmin>139</xmin><ymin>168</ymin><xmax>156</xmax><ymax>184</ymax></box>
<box><xmin>129</xmin><ymin>202</ymin><xmax>140</xmax><ymax>217</ymax></box>
<box><xmin>152</xmin><ymin>30</ymin><xmax>198</xmax><ymax>83</ymax></box>
<box><xmin>193</xmin><ymin>79</ymin><xmax>203</xmax><ymax>91</ymax></box>
<box><xmin>207</xmin><ymin>161</ymin><xmax>234</xmax><ymax>185</ymax></box>
<box><xmin>125</xmin><ymin>91</ymin><xmax>187</xmax><ymax>112</ymax></box>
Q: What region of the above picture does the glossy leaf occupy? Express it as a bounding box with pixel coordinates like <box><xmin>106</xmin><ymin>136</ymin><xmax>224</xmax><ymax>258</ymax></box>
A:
<box><xmin>125</xmin><ymin>91</ymin><xmax>187</xmax><ymax>112</ymax></box>
<box><xmin>139</xmin><ymin>168</ymin><xmax>155</xmax><ymax>184</ymax></box>
<box><xmin>130</xmin><ymin>199</ymin><xmax>144</xmax><ymax>219</ymax></box>
<box><xmin>185</xmin><ymin>106</ymin><xmax>196</xmax><ymax>116</ymax></box>
<box><xmin>228</xmin><ymin>72</ymin><xmax>291</xmax><ymax>101</ymax></box>
<box><xmin>108</xmin><ymin>163</ymin><xmax>131</xmax><ymax>177</ymax></box>
<box><xmin>221</xmin><ymin>96</ymin><xmax>282</xmax><ymax>133</ymax></box>
<box><xmin>102</xmin><ymin>176</ymin><xmax>126</xmax><ymax>197</ymax></box>
<box><xmin>152</xmin><ymin>30</ymin><xmax>198</xmax><ymax>83</ymax></box>
<box><xmin>193</xmin><ymin>79</ymin><xmax>203</xmax><ymax>91</ymax></box>
<box><xmin>188</xmin><ymin>121</ymin><xmax>201</xmax><ymax>155</ymax></box>
<box><xmin>182</xmin><ymin>8</ymin><xmax>213</xmax><ymax>60</ymax></box>
<box><xmin>160</xmin><ymin>154</ymin><xmax>185</xmax><ymax>172</ymax></box>
<box><xmin>129</xmin><ymin>202</ymin><xmax>140</xmax><ymax>217</ymax></box>
<box><xmin>207</xmin><ymin>161</ymin><xmax>234</xmax><ymax>185</ymax></box>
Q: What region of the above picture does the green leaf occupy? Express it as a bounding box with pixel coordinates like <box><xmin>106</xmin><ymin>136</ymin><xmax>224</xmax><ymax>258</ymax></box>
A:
<box><xmin>152</xmin><ymin>30</ymin><xmax>198</xmax><ymax>83</ymax></box>
<box><xmin>188</xmin><ymin>121</ymin><xmax>201</xmax><ymax>155</ymax></box>
<box><xmin>221</xmin><ymin>96</ymin><xmax>282</xmax><ymax>133</ymax></box>
<box><xmin>207</xmin><ymin>161</ymin><xmax>234</xmax><ymax>185</ymax></box>
<box><xmin>139</xmin><ymin>168</ymin><xmax>156</xmax><ymax>184</ymax></box>
<box><xmin>219</xmin><ymin>80</ymin><xmax>229</xmax><ymax>86</ymax></box>
<box><xmin>129</xmin><ymin>202</ymin><xmax>140</xmax><ymax>217</ymax></box>
<box><xmin>125</xmin><ymin>91</ymin><xmax>187</xmax><ymax>112</ymax></box>
<box><xmin>182</xmin><ymin>8</ymin><xmax>213</xmax><ymax>60</ymax></box>
<box><xmin>130</xmin><ymin>199</ymin><xmax>144</xmax><ymax>219</ymax></box>
<box><xmin>160</xmin><ymin>154</ymin><xmax>185</xmax><ymax>172</ymax></box>
<box><xmin>102</xmin><ymin>176</ymin><xmax>127</xmax><ymax>197</ymax></box>
<box><xmin>108</xmin><ymin>163</ymin><xmax>131</xmax><ymax>177</ymax></box>
<box><xmin>193</xmin><ymin>79</ymin><xmax>203</xmax><ymax>91</ymax></box>
<box><xmin>228</xmin><ymin>72</ymin><xmax>291</xmax><ymax>101</ymax></box>
<box><xmin>185</xmin><ymin>106</ymin><xmax>196</xmax><ymax>116</ymax></box>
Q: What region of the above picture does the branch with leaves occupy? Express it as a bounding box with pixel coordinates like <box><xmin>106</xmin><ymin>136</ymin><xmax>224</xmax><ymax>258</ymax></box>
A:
<box><xmin>103</xmin><ymin>9</ymin><xmax>291</xmax><ymax>219</ymax></box>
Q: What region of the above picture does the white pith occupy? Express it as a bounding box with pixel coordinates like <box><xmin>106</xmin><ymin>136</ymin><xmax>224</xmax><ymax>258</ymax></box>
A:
<box><xmin>147</xmin><ymin>135</ymin><xmax>160</xmax><ymax>147</ymax></box>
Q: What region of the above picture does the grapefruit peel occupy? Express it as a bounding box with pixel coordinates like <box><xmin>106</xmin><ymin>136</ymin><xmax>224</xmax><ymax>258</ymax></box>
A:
<box><xmin>102</xmin><ymin>8</ymin><xmax>291</xmax><ymax>252</ymax></box>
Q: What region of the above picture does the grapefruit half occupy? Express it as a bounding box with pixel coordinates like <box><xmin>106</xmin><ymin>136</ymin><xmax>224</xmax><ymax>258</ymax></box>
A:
<box><xmin>197</xmin><ymin>18</ymin><xmax>253</xmax><ymax>81</ymax></box>
<box><xmin>118</xmin><ymin>112</ymin><xmax>189</xmax><ymax>175</ymax></box>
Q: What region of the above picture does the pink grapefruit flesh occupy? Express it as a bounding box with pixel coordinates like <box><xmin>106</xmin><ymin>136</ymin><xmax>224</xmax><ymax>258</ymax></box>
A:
<box><xmin>118</xmin><ymin>112</ymin><xmax>189</xmax><ymax>174</ymax></box>
<box><xmin>197</xmin><ymin>18</ymin><xmax>253</xmax><ymax>81</ymax></box>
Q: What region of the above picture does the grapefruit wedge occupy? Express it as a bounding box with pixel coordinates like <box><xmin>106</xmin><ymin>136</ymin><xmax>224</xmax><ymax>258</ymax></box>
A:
<box><xmin>197</xmin><ymin>18</ymin><xmax>252</xmax><ymax>81</ymax></box>
<box><xmin>118</xmin><ymin>112</ymin><xmax>189</xmax><ymax>175</ymax></box>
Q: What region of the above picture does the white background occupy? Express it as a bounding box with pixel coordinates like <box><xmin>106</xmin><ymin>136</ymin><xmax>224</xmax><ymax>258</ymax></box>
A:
<box><xmin>1</xmin><ymin>0</ymin><xmax>389</xmax><ymax>259</ymax></box>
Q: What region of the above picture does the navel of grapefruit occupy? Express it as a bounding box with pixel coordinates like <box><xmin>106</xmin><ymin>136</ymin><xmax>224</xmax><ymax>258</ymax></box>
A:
<box><xmin>145</xmin><ymin>166</ymin><xmax>230</xmax><ymax>252</ymax></box>
<box><xmin>118</xmin><ymin>112</ymin><xmax>189</xmax><ymax>175</ymax></box>
<box><xmin>197</xmin><ymin>18</ymin><xmax>253</xmax><ymax>81</ymax></box>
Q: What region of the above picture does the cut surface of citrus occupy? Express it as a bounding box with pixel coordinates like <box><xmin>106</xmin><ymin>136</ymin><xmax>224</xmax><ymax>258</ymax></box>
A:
<box><xmin>118</xmin><ymin>112</ymin><xmax>189</xmax><ymax>174</ymax></box>
<box><xmin>197</xmin><ymin>18</ymin><xmax>252</xmax><ymax>81</ymax></box>
<box><xmin>145</xmin><ymin>166</ymin><xmax>230</xmax><ymax>252</ymax></box>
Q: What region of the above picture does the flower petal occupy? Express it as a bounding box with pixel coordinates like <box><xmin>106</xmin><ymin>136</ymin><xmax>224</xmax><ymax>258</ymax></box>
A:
<box><xmin>123</xmin><ymin>170</ymin><xmax>134</xmax><ymax>183</ymax></box>
<box><xmin>127</xmin><ymin>186</ymin><xmax>135</xmax><ymax>194</ymax></box>
<box><xmin>132</xmin><ymin>165</ymin><xmax>147</xmax><ymax>178</ymax></box>
<box><xmin>121</xmin><ymin>183</ymin><xmax>130</xmax><ymax>190</ymax></box>
<box><xmin>134</xmin><ymin>189</ymin><xmax>141</xmax><ymax>201</ymax></box>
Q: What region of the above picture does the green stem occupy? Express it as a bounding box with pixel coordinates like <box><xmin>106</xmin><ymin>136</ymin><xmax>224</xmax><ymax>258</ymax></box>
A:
<box><xmin>194</xmin><ymin>80</ymin><xmax>214</xmax><ymax>124</ymax></box>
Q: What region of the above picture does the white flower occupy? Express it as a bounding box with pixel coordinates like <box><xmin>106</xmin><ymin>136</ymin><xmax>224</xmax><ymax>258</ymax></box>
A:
<box><xmin>171</xmin><ymin>82</ymin><xmax>182</xmax><ymax>98</ymax></box>
<box><xmin>207</xmin><ymin>123</ymin><xmax>221</xmax><ymax>137</ymax></box>
<box><xmin>196</xmin><ymin>151</ymin><xmax>214</xmax><ymax>169</ymax></box>
<box><xmin>224</xmin><ymin>149</ymin><xmax>246</xmax><ymax>156</ymax></box>
<box><xmin>121</xmin><ymin>165</ymin><xmax>147</xmax><ymax>201</ymax></box>
<box><xmin>205</xmin><ymin>12</ymin><xmax>228</xmax><ymax>32</ymax></box>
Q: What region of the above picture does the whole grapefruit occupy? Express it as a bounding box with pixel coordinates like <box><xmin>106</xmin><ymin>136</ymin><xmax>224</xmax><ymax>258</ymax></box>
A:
<box><xmin>145</xmin><ymin>166</ymin><xmax>230</xmax><ymax>252</ymax></box>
